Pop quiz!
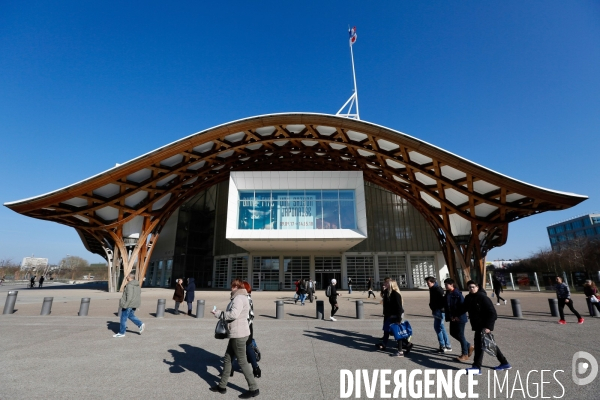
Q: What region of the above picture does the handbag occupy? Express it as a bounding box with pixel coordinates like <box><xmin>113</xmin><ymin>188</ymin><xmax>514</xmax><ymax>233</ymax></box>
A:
<box><xmin>389</xmin><ymin>320</ymin><xmax>412</xmax><ymax>340</ymax></box>
<box><xmin>481</xmin><ymin>330</ymin><xmax>498</xmax><ymax>357</ymax></box>
<box><xmin>591</xmin><ymin>295</ymin><xmax>599</xmax><ymax>303</ymax></box>
<box><xmin>214</xmin><ymin>312</ymin><xmax>229</xmax><ymax>339</ymax></box>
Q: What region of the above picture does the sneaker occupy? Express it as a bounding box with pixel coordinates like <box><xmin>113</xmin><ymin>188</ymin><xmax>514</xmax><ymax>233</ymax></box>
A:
<box><xmin>239</xmin><ymin>389</ymin><xmax>260</xmax><ymax>398</ymax></box>
<box><xmin>330</xmin><ymin>316</ymin><xmax>337</xmax><ymax>321</ymax></box>
<box><xmin>493</xmin><ymin>363</ymin><xmax>512</xmax><ymax>371</ymax></box>
<box><xmin>466</xmin><ymin>367</ymin><xmax>481</xmax><ymax>375</ymax></box>
<box><xmin>496</xmin><ymin>303</ymin><xmax>500</xmax><ymax>306</ymax></box>
<box><xmin>457</xmin><ymin>355</ymin><xmax>470</xmax><ymax>362</ymax></box>
<box><xmin>113</xmin><ymin>333</ymin><xmax>125</xmax><ymax>338</ymax></box>
<box><xmin>404</xmin><ymin>343</ymin><xmax>414</xmax><ymax>355</ymax></box>
<box><xmin>445</xmin><ymin>347</ymin><xmax>453</xmax><ymax>353</ymax></box>
<box><xmin>391</xmin><ymin>351</ymin><xmax>404</xmax><ymax>357</ymax></box>
<box><xmin>578</xmin><ymin>318</ymin><xmax>584</xmax><ymax>324</ymax></box>
<box><xmin>503</xmin><ymin>300</ymin><xmax>507</xmax><ymax>305</ymax></box>
<box><xmin>438</xmin><ymin>346</ymin><xmax>446</xmax><ymax>353</ymax></box>
<box><xmin>139</xmin><ymin>323</ymin><xmax>145</xmax><ymax>334</ymax></box>
<box><xmin>468</xmin><ymin>345</ymin><xmax>474</xmax><ymax>357</ymax></box>
<box><xmin>558</xmin><ymin>319</ymin><xmax>566</xmax><ymax>325</ymax></box>
<box><xmin>209</xmin><ymin>385</ymin><xmax>227</xmax><ymax>394</ymax></box>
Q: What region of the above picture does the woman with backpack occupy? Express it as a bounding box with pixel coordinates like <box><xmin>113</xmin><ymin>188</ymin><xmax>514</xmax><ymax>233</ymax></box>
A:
<box><xmin>298</xmin><ymin>279</ymin><xmax>307</xmax><ymax>306</ymax></box>
<box><xmin>230</xmin><ymin>281</ymin><xmax>262</xmax><ymax>379</ymax></box>
<box><xmin>327</xmin><ymin>279</ymin><xmax>341</xmax><ymax>321</ymax></box>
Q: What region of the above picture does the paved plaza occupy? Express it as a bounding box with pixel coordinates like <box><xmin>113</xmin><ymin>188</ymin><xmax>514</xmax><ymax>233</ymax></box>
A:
<box><xmin>1</xmin><ymin>283</ymin><xmax>599</xmax><ymax>399</ymax></box>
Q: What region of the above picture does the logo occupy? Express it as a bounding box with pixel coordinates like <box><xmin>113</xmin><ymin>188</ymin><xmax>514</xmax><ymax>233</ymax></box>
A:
<box><xmin>572</xmin><ymin>351</ymin><xmax>598</xmax><ymax>386</ymax></box>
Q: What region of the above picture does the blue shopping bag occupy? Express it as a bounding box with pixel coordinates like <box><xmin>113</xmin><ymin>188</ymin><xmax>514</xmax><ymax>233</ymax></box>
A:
<box><xmin>389</xmin><ymin>320</ymin><xmax>412</xmax><ymax>340</ymax></box>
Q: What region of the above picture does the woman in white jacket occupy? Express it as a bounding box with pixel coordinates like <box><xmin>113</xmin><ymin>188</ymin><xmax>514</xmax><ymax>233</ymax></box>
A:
<box><xmin>210</xmin><ymin>279</ymin><xmax>259</xmax><ymax>398</ymax></box>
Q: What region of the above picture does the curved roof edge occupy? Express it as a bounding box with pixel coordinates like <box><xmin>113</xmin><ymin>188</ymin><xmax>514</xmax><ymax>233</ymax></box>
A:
<box><xmin>5</xmin><ymin>112</ymin><xmax>587</xmax><ymax>207</ymax></box>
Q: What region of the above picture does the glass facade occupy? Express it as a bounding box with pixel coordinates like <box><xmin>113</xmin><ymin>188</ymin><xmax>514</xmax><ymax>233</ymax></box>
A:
<box><xmin>238</xmin><ymin>190</ymin><xmax>356</xmax><ymax>230</ymax></box>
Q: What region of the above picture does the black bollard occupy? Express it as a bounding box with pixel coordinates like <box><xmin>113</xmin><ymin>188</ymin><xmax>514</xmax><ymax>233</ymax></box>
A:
<box><xmin>316</xmin><ymin>300</ymin><xmax>324</xmax><ymax>319</ymax></box>
<box><xmin>548</xmin><ymin>298</ymin><xmax>559</xmax><ymax>317</ymax></box>
<box><xmin>156</xmin><ymin>299</ymin><xmax>166</xmax><ymax>318</ymax></box>
<box><xmin>510</xmin><ymin>299</ymin><xmax>522</xmax><ymax>318</ymax></box>
<box><xmin>40</xmin><ymin>297</ymin><xmax>53</xmax><ymax>315</ymax></box>
<box><xmin>355</xmin><ymin>300</ymin><xmax>364</xmax><ymax>319</ymax></box>
<box><xmin>275</xmin><ymin>300</ymin><xmax>284</xmax><ymax>319</ymax></box>
<box><xmin>3</xmin><ymin>291</ymin><xmax>18</xmax><ymax>315</ymax></box>
<box><xmin>196</xmin><ymin>299</ymin><xmax>205</xmax><ymax>318</ymax></box>
<box><xmin>78</xmin><ymin>298</ymin><xmax>90</xmax><ymax>316</ymax></box>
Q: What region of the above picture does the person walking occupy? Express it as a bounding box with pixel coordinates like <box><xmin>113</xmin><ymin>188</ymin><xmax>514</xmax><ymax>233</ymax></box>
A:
<box><xmin>555</xmin><ymin>276</ymin><xmax>583</xmax><ymax>324</ymax></box>
<box><xmin>347</xmin><ymin>277</ymin><xmax>353</xmax><ymax>294</ymax></box>
<box><xmin>459</xmin><ymin>280</ymin><xmax>511</xmax><ymax>374</ymax></box>
<box><xmin>173</xmin><ymin>278</ymin><xmax>184</xmax><ymax>315</ymax></box>
<box><xmin>583</xmin><ymin>280</ymin><xmax>600</xmax><ymax>316</ymax></box>
<box><xmin>297</xmin><ymin>279</ymin><xmax>307</xmax><ymax>306</ymax></box>
<box><xmin>327</xmin><ymin>279</ymin><xmax>341</xmax><ymax>321</ymax></box>
<box><xmin>113</xmin><ymin>273</ymin><xmax>145</xmax><ymax>338</ymax></box>
<box><xmin>376</xmin><ymin>279</ymin><xmax>413</xmax><ymax>357</ymax></box>
<box><xmin>293</xmin><ymin>279</ymin><xmax>300</xmax><ymax>304</ymax></box>
<box><xmin>367</xmin><ymin>277</ymin><xmax>376</xmax><ymax>298</ymax></box>
<box><xmin>444</xmin><ymin>278</ymin><xmax>473</xmax><ymax>363</ymax></box>
<box><xmin>30</xmin><ymin>275</ymin><xmax>36</xmax><ymax>288</ymax></box>
<box><xmin>210</xmin><ymin>279</ymin><xmax>259</xmax><ymax>398</ymax></box>
<box><xmin>184</xmin><ymin>277</ymin><xmax>196</xmax><ymax>316</ymax></box>
<box><xmin>306</xmin><ymin>277</ymin><xmax>315</xmax><ymax>303</ymax></box>
<box><xmin>491</xmin><ymin>274</ymin><xmax>506</xmax><ymax>305</ymax></box>
<box><xmin>38</xmin><ymin>275</ymin><xmax>45</xmax><ymax>288</ymax></box>
<box><xmin>425</xmin><ymin>276</ymin><xmax>452</xmax><ymax>353</ymax></box>
<box><xmin>231</xmin><ymin>281</ymin><xmax>262</xmax><ymax>379</ymax></box>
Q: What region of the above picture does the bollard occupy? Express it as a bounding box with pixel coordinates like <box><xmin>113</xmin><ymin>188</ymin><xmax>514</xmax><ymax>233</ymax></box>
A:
<box><xmin>548</xmin><ymin>298</ymin><xmax>559</xmax><ymax>317</ymax></box>
<box><xmin>510</xmin><ymin>299</ymin><xmax>522</xmax><ymax>318</ymax></box>
<box><xmin>275</xmin><ymin>300</ymin><xmax>284</xmax><ymax>319</ymax></box>
<box><xmin>40</xmin><ymin>297</ymin><xmax>53</xmax><ymax>315</ymax></box>
<box><xmin>156</xmin><ymin>299</ymin><xmax>166</xmax><ymax>318</ymax></box>
<box><xmin>118</xmin><ymin>307</ymin><xmax>122</xmax><ymax>318</ymax></box>
<box><xmin>196</xmin><ymin>299</ymin><xmax>205</xmax><ymax>318</ymax></box>
<box><xmin>3</xmin><ymin>291</ymin><xmax>18</xmax><ymax>314</ymax></box>
<box><xmin>355</xmin><ymin>300</ymin><xmax>364</xmax><ymax>319</ymax></box>
<box><xmin>78</xmin><ymin>298</ymin><xmax>90</xmax><ymax>316</ymax></box>
<box><xmin>316</xmin><ymin>300</ymin><xmax>324</xmax><ymax>320</ymax></box>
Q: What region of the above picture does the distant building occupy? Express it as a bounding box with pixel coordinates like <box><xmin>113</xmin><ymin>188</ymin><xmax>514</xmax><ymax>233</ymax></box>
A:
<box><xmin>547</xmin><ymin>213</ymin><xmax>600</xmax><ymax>251</ymax></box>
<box><xmin>20</xmin><ymin>257</ymin><xmax>48</xmax><ymax>271</ymax></box>
<box><xmin>486</xmin><ymin>260</ymin><xmax>520</xmax><ymax>269</ymax></box>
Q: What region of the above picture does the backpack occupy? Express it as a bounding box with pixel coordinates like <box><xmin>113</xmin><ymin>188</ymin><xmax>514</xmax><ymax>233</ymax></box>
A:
<box><xmin>326</xmin><ymin>285</ymin><xmax>331</xmax><ymax>297</ymax></box>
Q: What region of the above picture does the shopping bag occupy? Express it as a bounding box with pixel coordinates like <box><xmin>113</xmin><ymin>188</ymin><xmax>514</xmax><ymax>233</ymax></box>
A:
<box><xmin>481</xmin><ymin>330</ymin><xmax>498</xmax><ymax>357</ymax></box>
<box><xmin>389</xmin><ymin>320</ymin><xmax>412</xmax><ymax>340</ymax></box>
<box><xmin>214</xmin><ymin>312</ymin><xmax>229</xmax><ymax>339</ymax></box>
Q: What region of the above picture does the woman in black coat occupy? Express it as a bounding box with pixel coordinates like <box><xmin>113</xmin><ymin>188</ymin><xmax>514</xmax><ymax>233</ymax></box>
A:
<box><xmin>184</xmin><ymin>278</ymin><xmax>195</xmax><ymax>316</ymax></box>
<box><xmin>377</xmin><ymin>279</ymin><xmax>410</xmax><ymax>356</ymax></box>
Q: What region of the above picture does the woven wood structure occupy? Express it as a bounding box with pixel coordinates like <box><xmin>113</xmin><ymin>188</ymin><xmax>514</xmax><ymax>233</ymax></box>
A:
<box><xmin>5</xmin><ymin>113</ymin><xmax>586</xmax><ymax>290</ymax></box>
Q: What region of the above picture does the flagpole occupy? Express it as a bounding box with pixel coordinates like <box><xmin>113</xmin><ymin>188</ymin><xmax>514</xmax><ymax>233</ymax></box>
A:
<box><xmin>350</xmin><ymin>40</ymin><xmax>359</xmax><ymax>119</ymax></box>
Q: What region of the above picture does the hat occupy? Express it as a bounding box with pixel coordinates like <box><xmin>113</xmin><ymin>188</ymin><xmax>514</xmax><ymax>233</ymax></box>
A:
<box><xmin>331</xmin><ymin>279</ymin><xmax>337</xmax><ymax>284</ymax></box>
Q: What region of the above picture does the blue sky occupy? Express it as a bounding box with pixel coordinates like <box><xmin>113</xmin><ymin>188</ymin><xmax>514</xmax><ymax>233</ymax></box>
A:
<box><xmin>1</xmin><ymin>1</ymin><xmax>599</xmax><ymax>265</ymax></box>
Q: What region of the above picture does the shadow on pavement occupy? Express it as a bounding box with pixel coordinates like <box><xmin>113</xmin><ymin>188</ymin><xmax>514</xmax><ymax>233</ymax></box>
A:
<box><xmin>304</xmin><ymin>326</ymin><xmax>375</xmax><ymax>352</ymax></box>
<box><xmin>287</xmin><ymin>313</ymin><xmax>315</xmax><ymax>319</ymax></box>
<box><xmin>163</xmin><ymin>344</ymin><xmax>247</xmax><ymax>393</ymax></box>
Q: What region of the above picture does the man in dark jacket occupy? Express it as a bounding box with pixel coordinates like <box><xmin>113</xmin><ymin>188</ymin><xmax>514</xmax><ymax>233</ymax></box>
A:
<box><xmin>458</xmin><ymin>280</ymin><xmax>511</xmax><ymax>374</ymax></box>
<box><xmin>425</xmin><ymin>276</ymin><xmax>452</xmax><ymax>353</ymax></box>
<box><xmin>444</xmin><ymin>278</ymin><xmax>473</xmax><ymax>362</ymax></box>
<box><xmin>185</xmin><ymin>278</ymin><xmax>195</xmax><ymax>316</ymax></box>
<box><xmin>114</xmin><ymin>273</ymin><xmax>144</xmax><ymax>337</ymax></box>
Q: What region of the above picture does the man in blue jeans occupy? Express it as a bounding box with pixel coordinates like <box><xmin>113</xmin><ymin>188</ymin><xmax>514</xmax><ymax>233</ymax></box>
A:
<box><xmin>114</xmin><ymin>273</ymin><xmax>145</xmax><ymax>337</ymax></box>
<box><xmin>425</xmin><ymin>276</ymin><xmax>451</xmax><ymax>353</ymax></box>
<box><xmin>444</xmin><ymin>278</ymin><xmax>474</xmax><ymax>362</ymax></box>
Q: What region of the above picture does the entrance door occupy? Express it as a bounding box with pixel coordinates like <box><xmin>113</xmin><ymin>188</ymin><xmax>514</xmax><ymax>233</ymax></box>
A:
<box><xmin>316</xmin><ymin>272</ymin><xmax>341</xmax><ymax>291</ymax></box>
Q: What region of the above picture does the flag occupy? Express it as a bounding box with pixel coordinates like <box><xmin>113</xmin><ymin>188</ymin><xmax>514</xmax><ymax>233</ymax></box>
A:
<box><xmin>349</xmin><ymin>26</ymin><xmax>357</xmax><ymax>46</ymax></box>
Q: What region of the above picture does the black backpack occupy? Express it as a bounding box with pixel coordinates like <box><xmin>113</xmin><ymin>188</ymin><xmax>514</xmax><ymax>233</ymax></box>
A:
<box><xmin>326</xmin><ymin>285</ymin><xmax>332</xmax><ymax>297</ymax></box>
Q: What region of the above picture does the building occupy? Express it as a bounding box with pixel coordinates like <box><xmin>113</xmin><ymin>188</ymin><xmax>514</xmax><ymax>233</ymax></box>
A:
<box><xmin>4</xmin><ymin>113</ymin><xmax>587</xmax><ymax>291</ymax></box>
<box><xmin>547</xmin><ymin>213</ymin><xmax>600</xmax><ymax>251</ymax></box>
